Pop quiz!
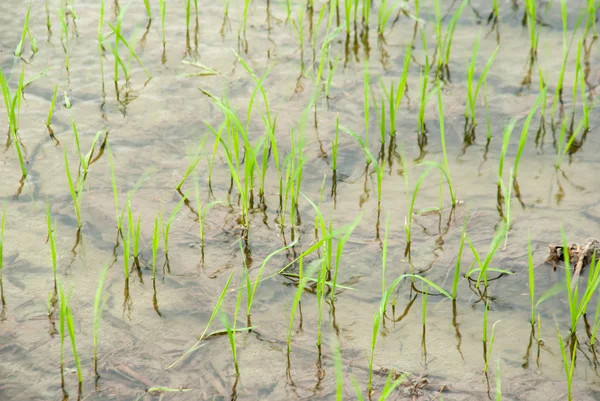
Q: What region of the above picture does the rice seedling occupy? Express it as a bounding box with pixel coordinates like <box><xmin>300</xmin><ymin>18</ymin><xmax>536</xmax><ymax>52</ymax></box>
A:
<box><xmin>201</xmin><ymin>89</ymin><xmax>267</xmax><ymax>232</ymax></box>
<box><xmin>63</xmin><ymin>148</ymin><xmax>82</xmax><ymax>229</ymax></box>
<box><xmin>159</xmin><ymin>0</ymin><xmax>167</xmax><ymax>48</ymax></box>
<box><xmin>512</xmin><ymin>95</ymin><xmax>542</xmax><ymax>183</ymax></box>
<box><xmin>380</xmin><ymin>46</ymin><xmax>411</xmax><ymax>137</ymax></box>
<box><xmin>570</xmin><ymin>40</ymin><xmax>583</xmax><ymax>120</ymax></box>
<box><xmin>46</xmin><ymin>204</ymin><xmax>58</xmax><ymax>295</ymax></box>
<box><xmin>45</xmin><ymin>0</ymin><xmax>52</xmax><ymax>35</ymax></box>
<box><xmin>151</xmin><ymin>214</ymin><xmax>159</xmax><ymax>280</ymax></box>
<box><xmin>303</xmin><ymin>192</ymin><xmax>361</xmax><ymax>300</ymax></box>
<box><xmin>194</xmin><ymin>181</ymin><xmax>223</xmax><ymax>251</ymax></box>
<box><xmin>555</xmin><ymin>118</ymin><xmax>585</xmax><ymax>170</ymax></box>
<box><xmin>488</xmin><ymin>0</ymin><xmax>499</xmax><ymax>26</ymax></box>
<box><xmin>371</xmin><ymin>274</ymin><xmax>451</xmax><ymax>393</ymax></box>
<box><xmin>143</xmin><ymin>0</ymin><xmax>152</xmax><ymax>20</ymax></box>
<box><xmin>560</xmin><ymin>228</ymin><xmax>600</xmax><ymax>334</ymax></box>
<box><xmin>127</xmin><ymin>204</ymin><xmax>142</xmax><ymax>268</ymax></box>
<box><xmin>417</xmin><ymin>35</ymin><xmax>430</xmax><ymax>135</ymax></box>
<box><xmin>343</xmin><ymin>0</ymin><xmax>352</xmax><ymax>36</ymax></box>
<box><xmin>556</xmin><ymin>317</ymin><xmax>577</xmax><ymax>401</ymax></box>
<box><xmin>451</xmin><ymin>216</ymin><xmax>468</xmax><ymax>299</ymax></box>
<box><xmin>46</xmin><ymin>84</ymin><xmax>59</xmax><ymax>128</ymax></box>
<box><xmin>107</xmin><ymin>8</ymin><xmax>152</xmax><ymax>82</ymax></box>
<box><xmin>239</xmin><ymin>0</ymin><xmax>251</xmax><ymax>52</ymax></box>
<box><xmin>58</xmin><ymin>284</ymin><xmax>82</xmax><ymax>392</ymax></box>
<box><xmin>14</xmin><ymin>3</ymin><xmax>36</xmax><ymax>57</ymax></box>
<box><xmin>551</xmin><ymin>2</ymin><xmax>582</xmax><ymax>121</ymax></box>
<box><xmin>377</xmin><ymin>92</ymin><xmax>386</xmax><ymax>145</ymax></box>
<box><xmin>122</xmin><ymin>216</ymin><xmax>130</xmax><ymax>280</ymax></box>
<box><xmin>584</xmin><ymin>0</ymin><xmax>598</xmax><ymax>38</ymax></box>
<box><xmin>58</xmin><ymin>284</ymin><xmax>67</xmax><ymax>390</ymax></box>
<box><xmin>497</xmin><ymin>119</ymin><xmax>517</xmax><ymax>190</ymax></box>
<box><xmin>98</xmin><ymin>0</ymin><xmax>105</xmax><ymax>45</ymax></box>
<box><xmin>433</xmin><ymin>0</ymin><xmax>467</xmax><ymax>81</ymax></box>
<box><xmin>332</xmin><ymin>117</ymin><xmax>339</xmax><ymax>175</ymax></box>
<box><xmin>168</xmin><ymin>269</ymin><xmax>236</xmax><ymax>369</ymax></box>
<box><xmin>324</xmin><ymin>55</ymin><xmax>340</xmax><ymax>106</ymax></box>
<box><xmin>63</xmin><ymin>90</ymin><xmax>72</xmax><ymax>109</ymax></box>
<box><xmin>176</xmin><ymin>135</ymin><xmax>208</xmax><ymax>192</ymax></box>
<box><xmin>286</xmin><ymin>256</ymin><xmax>319</xmax><ymax>355</ymax></box>
<box><xmin>404</xmin><ymin>162</ymin><xmax>455</xmax><ymax>254</ymax></box>
<box><xmin>527</xmin><ymin>233</ymin><xmax>536</xmax><ymax>325</ymax></box>
<box><xmin>524</xmin><ymin>0</ymin><xmax>539</xmax><ymax>57</ymax></box>
<box><xmin>465</xmin><ymin>221</ymin><xmax>510</xmax><ymax>288</ymax></box>
<box><xmin>590</xmin><ymin>286</ymin><xmax>600</xmax><ymax>344</ymax></box>
<box><xmin>343</xmin><ymin>128</ymin><xmax>384</xmax><ymax>212</ymax></box>
<box><xmin>376</xmin><ymin>0</ymin><xmax>396</xmax><ymax>37</ymax></box>
<box><xmin>495</xmin><ymin>358</ymin><xmax>502</xmax><ymax>400</ymax></box>
<box><xmin>436</xmin><ymin>83</ymin><xmax>457</xmax><ymax>207</ymax></box>
<box><xmin>218</xmin><ymin>283</ymin><xmax>244</xmax><ymax>375</ymax></box>
<box><xmin>579</xmin><ymin>63</ymin><xmax>590</xmax><ymax>132</ymax></box>
<box><xmin>162</xmin><ymin>195</ymin><xmax>186</xmax><ymax>265</ymax></box>
<box><xmin>107</xmin><ymin>143</ymin><xmax>123</xmax><ymax>234</ymax></box>
<box><xmin>484</xmin><ymin>319</ymin><xmax>501</xmax><ymax>374</ymax></box>
<box><xmin>0</xmin><ymin>66</ymin><xmax>28</xmax><ymax>178</ymax></box>
<box><xmin>0</xmin><ymin>206</ymin><xmax>5</xmax><ymax>307</ymax></box>
<box><xmin>93</xmin><ymin>264</ymin><xmax>109</xmax><ymax>377</ymax></box>
<box><xmin>499</xmin><ymin>176</ymin><xmax>513</xmax><ymax>246</ymax></box>
<box><xmin>333</xmin><ymin>339</ymin><xmax>343</xmax><ymax>401</ymax></box>
<box><xmin>465</xmin><ymin>36</ymin><xmax>499</xmax><ymax>127</ymax></box>
<box><xmin>316</xmin><ymin>246</ymin><xmax>329</xmax><ymax>359</ymax></box>
<box><xmin>292</xmin><ymin>7</ymin><xmax>305</xmax><ymax>60</ymax></box>
<box><xmin>245</xmin><ymin>242</ymin><xmax>296</xmax><ymax>327</ymax></box>
<box><xmin>58</xmin><ymin>8</ymin><xmax>70</xmax><ymax>72</ymax></box>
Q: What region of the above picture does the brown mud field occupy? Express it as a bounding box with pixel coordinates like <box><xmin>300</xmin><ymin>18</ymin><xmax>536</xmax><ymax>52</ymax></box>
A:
<box><xmin>1</xmin><ymin>0</ymin><xmax>600</xmax><ymax>400</ymax></box>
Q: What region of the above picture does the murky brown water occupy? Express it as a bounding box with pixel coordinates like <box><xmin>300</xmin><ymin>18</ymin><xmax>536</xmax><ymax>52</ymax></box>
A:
<box><xmin>1</xmin><ymin>0</ymin><xmax>600</xmax><ymax>400</ymax></box>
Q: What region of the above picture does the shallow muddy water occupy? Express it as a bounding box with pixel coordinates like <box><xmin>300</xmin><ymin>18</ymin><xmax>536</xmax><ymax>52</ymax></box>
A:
<box><xmin>1</xmin><ymin>0</ymin><xmax>600</xmax><ymax>400</ymax></box>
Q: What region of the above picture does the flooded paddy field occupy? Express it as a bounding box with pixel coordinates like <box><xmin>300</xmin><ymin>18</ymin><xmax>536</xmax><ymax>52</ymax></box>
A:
<box><xmin>1</xmin><ymin>0</ymin><xmax>600</xmax><ymax>400</ymax></box>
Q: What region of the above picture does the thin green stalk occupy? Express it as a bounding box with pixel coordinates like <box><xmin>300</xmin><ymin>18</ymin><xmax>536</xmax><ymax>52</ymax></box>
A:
<box><xmin>58</xmin><ymin>8</ymin><xmax>70</xmax><ymax>71</ymax></box>
<box><xmin>46</xmin><ymin>204</ymin><xmax>58</xmax><ymax>292</ymax></box>
<box><xmin>437</xmin><ymin>83</ymin><xmax>456</xmax><ymax>206</ymax></box>
<box><xmin>176</xmin><ymin>135</ymin><xmax>208</xmax><ymax>191</ymax></box>
<box><xmin>159</xmin><ymin>0</ymin><xmax>167</xmax><ymax>46</ymax></box>
<box><xmin>246</xmin><ymin>241</ymin><xmax>297</xmax><ymax>326</ymax></box>
<box><xmin>485</xmin><ymin>320</ymin><xmax>500</xmax><ymax>373</ymax></box>
<box><xmin>46</xmin><ymin>84</ymin><xmax>59</xmax><ymax>127</ymax></box>
<box><xmin>122</xmin><ymin>218</ymin><xmax>130</xmax><ymax>279</ymax></box>
<box><xmin>143</xmin><ymin>0</ymin><xmax>152</xmax><ymax>19</ymax></box>
<box><xmin>163</xmin><ymin>195</ymin><xmax>186</xmax><ymax>256</ymax></box>
<box><xmin>497</xmin><ymin>120</ymin><xmax>517</xmax><ymax>185</ymax></box>
<box><xmin>59</xmin><ymin>285</ymin><xmax>82</xmax><ymax>387</ymax></box>
<box><xmin>218</xmin><ymin>284</ymin><xmax>244</xmax><ymax>375</ymax></box>
<box><xmin>452</xmin><ymin>216</ymin><xmax>468</xmax><ymax>299</ymax></box>
<box><xmin>167</xmin><ymin>269</ymin><xmax>236</xmax><ymax>369</ymax></box>
<box><xmin>63</xmin><ymin>148</ymin><xmax>82</xmax><ymax>228</ymax></box>
<box><xmin>527</xmin><ymin>232</ymin><xmax>535</xmax><ymax>325</ymax></box>
<box><xmin>15</xmin><ymin>3</ymin><xmax>34</xmax><ymax>57</ymax></box>
<box><xmin>343</xmin><ymin>127</ymin><xmax>384</xmax><ymax>209</ymax></box>
<box><xmin>151</xmin><ymin>214</ymin><xmax>159</xmax><ymax>280</ymax></box>
<box><xmin>556</xmin><ymin>318</ymin><xmax>576</xmax><ymax>401</ymax></box>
